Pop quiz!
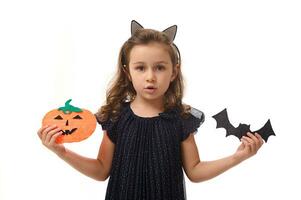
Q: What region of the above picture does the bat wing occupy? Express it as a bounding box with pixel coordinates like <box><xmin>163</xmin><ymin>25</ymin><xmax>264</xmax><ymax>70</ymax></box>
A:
<box><xmin>254</xmin><ymin>119</ymin><xmax>276</xmax><ymax>142</ymax></box>
<box><xmin>212</xmin><ymin>108</ymin><xmax>239</xmax><ymax>139</ymax></box>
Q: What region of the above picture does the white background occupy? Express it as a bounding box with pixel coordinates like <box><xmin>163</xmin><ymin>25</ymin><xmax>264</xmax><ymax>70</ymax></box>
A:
<box><xmin>1</xmin><ymin>0</ymin><xmax>300</xmax><ymax>199</ymax></box>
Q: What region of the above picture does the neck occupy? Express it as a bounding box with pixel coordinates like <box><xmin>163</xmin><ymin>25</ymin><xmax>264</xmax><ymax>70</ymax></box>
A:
<box><xmin>131</xmin><ymin>97</ymin><xmax>164</xmax><ymax>113</ymax></box>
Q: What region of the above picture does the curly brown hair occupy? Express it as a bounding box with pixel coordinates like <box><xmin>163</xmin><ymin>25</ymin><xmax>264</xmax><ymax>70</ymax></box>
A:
<box><xmin>96</xmin><ymin>28</ymin><xmax>191</xmax><ymax>122</ymax></box>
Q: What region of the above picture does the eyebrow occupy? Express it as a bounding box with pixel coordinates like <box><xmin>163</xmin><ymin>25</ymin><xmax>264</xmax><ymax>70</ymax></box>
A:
<box><xmin>132</xmin><ymin>61</ymin><xmax>168</xmax><ymax>65</ymax></box>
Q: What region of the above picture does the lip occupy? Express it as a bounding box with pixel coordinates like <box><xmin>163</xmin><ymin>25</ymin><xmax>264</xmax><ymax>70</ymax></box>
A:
<box><xmin>144</xmin><ymin>87</ymin><xmax>157</xmax><ymax>94</ymax></box>
<box><xmin>145</xmin><ymin>85</ymin><xmax>156</xmax><ymax>89</ymax></box>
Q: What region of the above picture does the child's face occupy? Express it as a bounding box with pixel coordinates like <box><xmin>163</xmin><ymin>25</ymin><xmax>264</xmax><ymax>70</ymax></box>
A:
<box><xmin>128</xmin><ymin>42</ymin><xmax>177</xmax><ymax>103</ymax></box>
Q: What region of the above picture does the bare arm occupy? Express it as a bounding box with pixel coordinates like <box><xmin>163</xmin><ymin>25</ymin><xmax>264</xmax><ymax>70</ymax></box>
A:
<box><xmin>181</xmin><ymin>132</ymin><xmax>263</xmax><ymax>183</ymax></box>
<box><xmin>38</xmin><ymin>125</ymin><xmax>115</xmax><ymax>181</ymax></box>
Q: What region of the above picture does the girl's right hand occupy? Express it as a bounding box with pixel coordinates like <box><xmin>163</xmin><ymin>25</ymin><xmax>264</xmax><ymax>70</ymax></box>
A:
<box><xmin>37</xmin><ymin>125</ymin><xmax>66</xmax><ymax>156</ymax></box>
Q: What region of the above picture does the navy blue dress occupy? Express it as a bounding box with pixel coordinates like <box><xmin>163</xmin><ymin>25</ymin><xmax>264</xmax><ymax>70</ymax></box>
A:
<box><xmin>97</xmin><ymin>102</ymin><xmax>205</xmax><ymax>200</ymax></box>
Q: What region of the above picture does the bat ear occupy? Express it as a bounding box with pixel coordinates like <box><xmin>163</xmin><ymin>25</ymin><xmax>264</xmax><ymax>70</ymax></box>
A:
<box><xmin>131</xmin><ymin>20</ymin><xmax>144</xmax><ymax>36</ymax></box>
<box><xmin>162</xmin><ymin>25</ymin><xmax>177</xmax><ymax>42</ymax></box>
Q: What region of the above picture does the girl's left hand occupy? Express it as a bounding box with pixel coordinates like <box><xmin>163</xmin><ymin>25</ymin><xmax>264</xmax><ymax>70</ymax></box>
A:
<box><xmin>234</xmin><ymin>132</ymin><xmax>264</xmax><ymax>162</ymax></box>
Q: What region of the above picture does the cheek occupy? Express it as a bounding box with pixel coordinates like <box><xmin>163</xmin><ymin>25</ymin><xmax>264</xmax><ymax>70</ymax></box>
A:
<box><xmin>161</xmin><ymin>80</ymin><xmax>172</xmax><ymax>93</ymax></box>
<box><xmin>160</xmin><ymin>73</ymin><xmax>173</xmax><ymax>86</ymax></box>
<box><xmin>162</xmin><ymin>75</ymin><xmax>175</xmax><ymax>93</ymax></box>
<box><xmin>131</xmin><ymin>76</ymin><xmax>143</xmax><ymax>90</ymax></box>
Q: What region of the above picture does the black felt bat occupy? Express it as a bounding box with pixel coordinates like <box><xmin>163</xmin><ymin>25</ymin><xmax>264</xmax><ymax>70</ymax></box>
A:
<box><xmin>212</xmin><ymin>108</ymin><xmax>276</xmax><ymax>142</ymax></box>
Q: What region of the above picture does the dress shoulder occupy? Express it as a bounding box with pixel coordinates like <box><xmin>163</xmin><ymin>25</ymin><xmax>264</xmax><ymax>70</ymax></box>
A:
<box><xmin>95</xmin><ymin>102</ymin><xmax>129</xmax><ymax>143</ymax></box>
<box><xmin>180</xmin><ymin>106</ymin><xmax>205</xmax><ymax>141</ymax></box>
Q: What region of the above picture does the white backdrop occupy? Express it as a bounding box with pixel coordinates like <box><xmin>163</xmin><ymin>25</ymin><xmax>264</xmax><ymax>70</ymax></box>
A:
<box><xmin>1</xmin><ymin>0</ymin><xmax>300</xmax><ymax>199</ymax></box>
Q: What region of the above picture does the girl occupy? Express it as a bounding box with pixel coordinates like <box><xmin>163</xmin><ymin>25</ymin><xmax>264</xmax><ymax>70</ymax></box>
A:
<box><xmin>38</xmin><ymin>20</ymin><xmax>264</xmax><ymax>200</ymax></box>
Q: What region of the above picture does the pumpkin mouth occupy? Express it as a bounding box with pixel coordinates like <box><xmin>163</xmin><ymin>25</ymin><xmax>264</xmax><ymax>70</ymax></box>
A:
<box><xmin>61</xmin><ymin>128</ymin><xmax>77</xmax><ymax>135</ymax></box>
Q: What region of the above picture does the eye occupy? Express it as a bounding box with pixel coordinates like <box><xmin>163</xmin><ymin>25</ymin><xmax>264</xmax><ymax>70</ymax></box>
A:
<box><xmin>156</xmin><ymin>65</ymin><xmax>165</xmax><ymax>71</ymax></box>
<box><xmin>135</xmin><ymin>66</ymin><xmax>145</xmax><ymax>71</ymax></box>
<box><xmin>54</xmin><ymin>115</ymin><xmax>63</xmax><ymax>120</ymax></box>
<box><xmin>73</xmin><ymin>115</ymin><xmax>82</xmax><ymax>119</ymax></box>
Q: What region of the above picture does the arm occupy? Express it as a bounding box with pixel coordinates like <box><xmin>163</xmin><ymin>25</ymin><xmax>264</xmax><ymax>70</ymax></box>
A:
<box><xmin>181</xmin><ymin>132</ymin><xmax>263</xmax><ymax>183</ymax></box>
<box><xmin>38</xmin><ymin>125</ymin><xmax>115</xmax><ymax>181</ymax></box>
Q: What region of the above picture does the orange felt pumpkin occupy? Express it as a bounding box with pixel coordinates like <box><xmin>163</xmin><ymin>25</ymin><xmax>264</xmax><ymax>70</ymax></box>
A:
<box><xmin>42</xmin><ymin>99</ymin><xmax>96</xmax><ymax>143</ymax></box>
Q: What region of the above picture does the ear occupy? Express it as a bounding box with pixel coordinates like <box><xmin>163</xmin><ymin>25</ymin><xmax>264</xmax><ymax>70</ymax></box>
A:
<box><xmin>131</xmin><ymin>20</ymin><xmax>144</xmax><ymax>36</ymax></box>
<box><xmin>171</xmin><ymin>64</ymin><xmax>179</xmax><ymax>82</ymax></box>
<box><xmin>162</xmin><ymin>25</ymin><xmax>177</xmax><ymax>42</ymax></box>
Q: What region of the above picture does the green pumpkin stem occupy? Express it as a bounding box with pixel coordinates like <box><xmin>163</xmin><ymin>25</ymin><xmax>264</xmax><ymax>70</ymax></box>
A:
<box><xmin>58</xmin><ymin>99</ymin><xmax>83</xmax><ymax>114</ymax></box>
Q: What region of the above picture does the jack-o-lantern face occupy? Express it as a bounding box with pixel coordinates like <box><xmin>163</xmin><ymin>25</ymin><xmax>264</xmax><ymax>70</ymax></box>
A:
<box><xmin>42</xmin><ymin>99</ymin><xmax>96</xmax><ymax>143</ymax></box>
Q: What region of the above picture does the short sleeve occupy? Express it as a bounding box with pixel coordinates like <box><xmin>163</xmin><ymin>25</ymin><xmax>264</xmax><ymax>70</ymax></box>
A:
<box><xmin>181</xmin><ymin>107</ymin><xmax>205</xmax><ymax>141</ymax></box>
<box><xmin>95</xmin><ymin>115</ymin><xmax>118</xmax><ymax>144</ymax></box>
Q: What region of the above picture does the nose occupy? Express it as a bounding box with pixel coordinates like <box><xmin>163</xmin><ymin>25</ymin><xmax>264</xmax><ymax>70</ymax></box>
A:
<box><xmin>146</xmin><ymin>69</ymin><xmax>156</xmax><ymax>82</ymax></box>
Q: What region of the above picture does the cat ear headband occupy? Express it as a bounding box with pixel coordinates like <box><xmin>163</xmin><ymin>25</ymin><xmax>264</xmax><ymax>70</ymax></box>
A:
<box><xmin>131</xmin><ymin>20</ymin><xmax>178</xmax><ymax>42</ymax></box>
<box><xmin>122</xmin><ymin>20</ymin><xmax>181</xmax><ymax>66</ymax></box>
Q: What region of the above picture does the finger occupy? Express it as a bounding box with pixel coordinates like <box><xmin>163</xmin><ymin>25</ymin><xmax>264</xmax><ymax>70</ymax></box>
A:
<box><xmin>254</xmin><ymin>134</ymin><xmax>264</xmax><ymax>153</ymax></box>
<box><xmin>49</xmin><ymin>131</ymin><xmax>63</xmax><ymax>145</ymax></box>
<box><xmin>247</xmin><ymin>132</ymin><xmax>261</xmax><ymax>147</ymax></box>
<box><xmin>44</xmin><ymin>126</ymin><xmax>60</xmax><ymax>144</ymax></box>
<box><xmin>241</xmin><ymin>138</ymin><xmax>252</xmax><ymax>154</ymax></box>
<box><xmin>45</xmin><ymin>127</ymin><xmax>62</xmax><ymax>144</ymax></box>
<box><xmin>37</xmin><ymin>125</ymin><xmax>50</xmax><ymax>139</ymax></box>
<box><xmin>41</xmin><ymin>125</ymin><xmax>58</xmax><ymax>142</ymax></box>
<box><xmin>241</xmin><ymin>137</ymin><xmax>250</xmax><ymax>148</ymax></box>
<box><xmin>254</xmin><ymin>133</ymin><xmax>264</xmax><ymax>145</ymax></box>
<box><xmin>242</xmin><ymin>136</ymin><xmax>255</xmax><ymax>153</ymax></box>
<box><xmin>246</xmin><ymin>132</ymin><xmax>256</xmax><ymax>140</ymax></box>
<box><xmin>242</xmin><ymin>135</ymin><xmax>254</xmax><ymax>144</ymax></box>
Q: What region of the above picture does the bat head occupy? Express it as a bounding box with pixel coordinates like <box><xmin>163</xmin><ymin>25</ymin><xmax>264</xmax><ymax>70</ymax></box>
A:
<box><xmin>237</xmin><ymin>123</ymin><xmax>251</xmax><ymax>139</ymax></box>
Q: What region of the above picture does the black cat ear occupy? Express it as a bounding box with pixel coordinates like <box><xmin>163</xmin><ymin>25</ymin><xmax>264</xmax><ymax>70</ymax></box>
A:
<box><xmin>162</xmin><ymin>25</ymin><xmax>177</xmax><ymax>42</ymax></box>
<box><xmin>131</xmin><ymin>20</ymin><xmax>144</xmax><ymax>36</ymax></box>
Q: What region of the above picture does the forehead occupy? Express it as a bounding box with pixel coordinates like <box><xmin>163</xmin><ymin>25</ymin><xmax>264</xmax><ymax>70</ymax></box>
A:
<box><xmin>129</xmin><ymin>43</ymin><xmax>171</xmax><ymax>63</ymax></box>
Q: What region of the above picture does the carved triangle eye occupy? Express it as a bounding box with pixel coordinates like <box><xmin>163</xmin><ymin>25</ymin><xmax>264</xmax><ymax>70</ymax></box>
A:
<box><xmin>54</xmin><ymin>115</ymin><xmax>63</xmax><ymax>120</ymax></box>
<box><xmin>73</xmin><ymin>115</ymin><xmax>82</xmax><ymax>119</ymax></box>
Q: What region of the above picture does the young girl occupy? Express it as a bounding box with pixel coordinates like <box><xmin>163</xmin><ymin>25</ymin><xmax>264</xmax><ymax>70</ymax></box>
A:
<box><xmin>38</xmin><ymin>20</ymin><xmax>264</xmax><ymax>200</ymax></box>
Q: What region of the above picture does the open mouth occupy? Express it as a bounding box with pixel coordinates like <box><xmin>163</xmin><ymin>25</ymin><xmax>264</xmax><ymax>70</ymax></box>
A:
<box><xmin>144</xmin><ymin>87</ymin><xmax>157</xmax><ymax>93</ymax></box>
<box><xmin>61</xmin><ymin>128</ymin><xmax>77</xmax><ymax>135</ymax></box>
<box><xmin>144</xmin><ymin>86</ymin><xmax>157</xmax><ymax>92</ymax></box>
